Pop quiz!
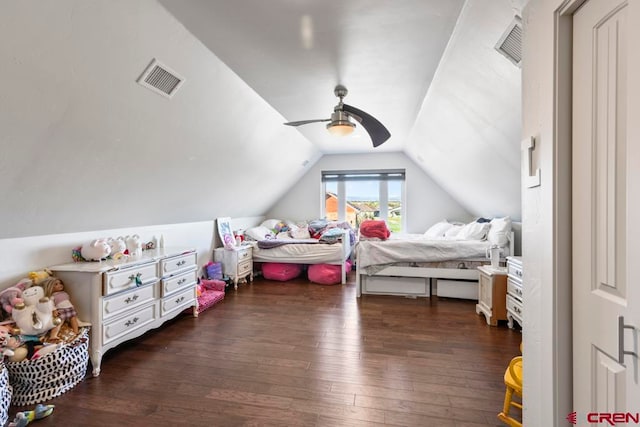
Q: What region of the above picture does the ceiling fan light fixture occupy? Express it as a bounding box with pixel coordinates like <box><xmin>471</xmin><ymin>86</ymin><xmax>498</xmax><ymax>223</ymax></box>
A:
<box><xmin>326</xmin><ymin>111</ymin><xmax>355</xmax><ymax>136</ymax></box>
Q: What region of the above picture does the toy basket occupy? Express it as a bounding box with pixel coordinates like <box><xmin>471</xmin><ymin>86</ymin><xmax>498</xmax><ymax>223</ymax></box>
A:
<box><xmin>0</xmin><ymin>363</ymin><xmax>11</xmax><ymax>426</ymax></box>
<box><xmin>6</xmin><ymin>327</ymin><xmax>89</xmax><ymax>406</ymax></box>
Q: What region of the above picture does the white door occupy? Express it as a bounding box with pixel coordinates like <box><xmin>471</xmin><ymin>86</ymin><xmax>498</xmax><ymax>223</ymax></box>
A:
<box><xmin>573</xmin><ymin>0</ymin><xmax>640</xmax><ymax>418</ymax></box>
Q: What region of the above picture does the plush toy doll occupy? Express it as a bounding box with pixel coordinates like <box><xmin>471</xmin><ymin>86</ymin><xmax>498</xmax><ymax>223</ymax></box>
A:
<box><xmin>38</xmin><ymin>277</ymin><xmax>81</xmax><ymax>339</ymax></box>
<box><xmin>0</xmin><ymin>324</ymin><xmax>21</xmax><ymax>359</ymax></box>
<box><xmin>80</xmin><ymin>238</ymin><xmax>111</xmax><ymax>261</ymax></box>
<box><xmin>0</xmin><ymin>278</ymin><xmax>30</xmax><ymax>320</ymax></box>
<box><xmin>28</xmin><ymin>268</ymin><xmax>52</xmax><ymax>285</ymax></box>
<box><xmin>11</xmin><ymin>286</ymin><xmax>61</xmax><ymax>336</ymax></box>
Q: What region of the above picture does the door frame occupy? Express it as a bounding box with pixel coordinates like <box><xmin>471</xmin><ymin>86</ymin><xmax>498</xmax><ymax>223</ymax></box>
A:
<box><xmin>549</xmin><ymin>0</ymin><xmax>589</xmax><ymax>422</ymax></box>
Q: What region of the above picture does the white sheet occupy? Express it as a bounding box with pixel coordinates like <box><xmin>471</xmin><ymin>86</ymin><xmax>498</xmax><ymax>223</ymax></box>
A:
<box><xmin>252</xmin><ymin>241</ymin><xmax>348</xmax><ymax>264</ymax></box>
<box><xmin>356</xmin><ymin>233</ymin><xmax>494</xmax><ymax>268</ymax></box>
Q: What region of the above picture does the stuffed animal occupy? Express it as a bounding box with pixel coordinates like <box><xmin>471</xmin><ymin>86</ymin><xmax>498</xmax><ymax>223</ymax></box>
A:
<box><xmin>80</xmin><ymin>238</ymin><xmax>111</xmax><ymax>261</ymax></box>
<box><xmin>28</xmin><ymin>268</ymin><xmax>52</xmax><ymax>285</ymax></box>
<box><xmin>125</xmin><ymin>235</ymin><xmax>142</xmax><ymax>257</ymax></box>
<box><xmin>0</xmin><ymin>279</ymin><xmax>30</xmax><ymax>319</ymax></box>
<box><xmin>107</xmin><ymin>237</ymin><xmax>127</xmax><ymax>260</ymax></box>
<box><xmin>11</xmin><ymin>286</ymin><xmax>61</xmax><ymax>336</ymax></box>
<box><xmin>0</xmin><ymin>324</ymin><xmax>21</xmax><ymax>358</ymax></box>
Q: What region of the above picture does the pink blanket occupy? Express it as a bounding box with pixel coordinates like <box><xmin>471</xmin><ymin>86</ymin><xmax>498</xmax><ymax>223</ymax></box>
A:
<box><xmin>359</xmin><ymin>220</ymin><xmax>390</xmax><ymax>240</ymax></box>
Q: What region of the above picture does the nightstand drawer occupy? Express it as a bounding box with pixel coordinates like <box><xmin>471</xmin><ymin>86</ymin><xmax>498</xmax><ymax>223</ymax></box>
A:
<box><xmin>238</xmin><ymin>260</ymin><xmax>252</xmax><ymax>276</ymax></box>
<box><xmin>104</xmin><ymin>262</ymin><xmax>158</xmax><ymax>296</ymax></box>
<box><xmin>160</xmin><ymin>252</ymin><xmax>197</xmax><ymax>276</ymax></box>
<box><xmin>103</xmin><ymin>283</ymin><xmax>157</xmax><ymax>320</ymax></box>
<box><xmin>237</xmin><ymin>248</ymin><xmax>251</xmax><ymax>262</ymax></box>
<box><xmin>162</xmin><ymin>268</ymin><xmax>197</xmax><ymax>297</ymax></box>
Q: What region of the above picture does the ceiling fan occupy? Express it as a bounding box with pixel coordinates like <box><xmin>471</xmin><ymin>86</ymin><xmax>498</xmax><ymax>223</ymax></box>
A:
<box><xmin>284</xmin><ymin>85</ymin><xmax>391</xmax><ymax>148</ymax></box>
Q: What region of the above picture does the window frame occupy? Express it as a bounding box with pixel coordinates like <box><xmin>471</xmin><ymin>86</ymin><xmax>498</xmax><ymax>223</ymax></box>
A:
<box><xmin>321</xmin><ymin>169</ymin><xmax>406</xmax><ymax>231</ymax></box>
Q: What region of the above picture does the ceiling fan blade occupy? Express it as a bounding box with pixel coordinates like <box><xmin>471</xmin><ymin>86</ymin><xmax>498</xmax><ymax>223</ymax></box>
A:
<box><xmin>342</xmin><ymin>104</ymin><xmax>391</xmax><ymax>147</ymax></box>
<box><xmin>284</xmin><ymin>119</ymin><xmax>330</xmax><ymax>127</ymax></box>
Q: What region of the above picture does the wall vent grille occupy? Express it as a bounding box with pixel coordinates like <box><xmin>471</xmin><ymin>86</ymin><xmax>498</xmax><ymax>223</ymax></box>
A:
<box><xmin>495</xmin><ymin>17</ymin><xmax>522</xmax><ymax>67</ymax></box>
<box><xmin>137</xmin><ymin>59</ymin><xmax>185</xmax><ymax>98</ymax></box>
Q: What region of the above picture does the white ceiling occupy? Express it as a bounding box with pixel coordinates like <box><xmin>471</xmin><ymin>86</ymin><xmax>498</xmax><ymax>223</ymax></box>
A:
<box><xmin>159</xmin><ymin>0</ymin><xmax>466</xmax><ymax>153</ymax></box>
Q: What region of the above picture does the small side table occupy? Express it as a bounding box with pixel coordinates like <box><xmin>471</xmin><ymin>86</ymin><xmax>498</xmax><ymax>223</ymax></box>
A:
<box><xmin>475</xmin><ymin>265</ymin><xmax>508</xmax><ymax>326</ymax></box>
<box><xmin>214</xmin><ymin>246</ymin><xmax>253</xmax><ymax>290</ymax></box>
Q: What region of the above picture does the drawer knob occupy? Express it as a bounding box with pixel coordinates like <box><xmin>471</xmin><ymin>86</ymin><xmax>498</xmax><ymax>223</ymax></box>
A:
<box><xmin>178</xmin><ymin>278</ymin><xmax>186</xmax><ymax>285</ymax></box>
<box><xmin>128</xmin><ymin>273</ymin><xmax>143</xmax><ymax>287</ymax></box>
<box><xmin>124</xmin><ymin>295</ymin><xmax>139</xmax><ymax>304</ymax></box>
<box><xmin>514</xmin><ymin>306</ymin><xmax>521</xmax><ymax>314</ymax></box>
<box><xmin>176</xmin><ymin>260</ymin><xmax>186</xmax><ymax>266</ymax></box>
<box><xmin>175</xmin><ymin>296</ymin><xmax>185</xmax><ymax>304</ymax></box>
<box><xmin>125</xmin><ymin>317</ymin><xmax>139</xmax><ymax>327</ymax></box>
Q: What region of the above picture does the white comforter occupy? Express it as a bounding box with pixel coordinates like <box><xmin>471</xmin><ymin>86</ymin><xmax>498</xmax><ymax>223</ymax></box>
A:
<box><xmin>356</xmin><ymin>233</ymin><xmax>492</xmax><ymax>268</ymax></box>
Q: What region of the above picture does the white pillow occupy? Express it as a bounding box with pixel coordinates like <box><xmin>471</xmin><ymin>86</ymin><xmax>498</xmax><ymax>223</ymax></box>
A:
<box><xmin>260</xmin><ymin>219</ymin><xmax>281</xmax><ymax>230</ymax></box>
<box><xmin>456</xmin><ymin>221</ymin><xmax>490</xmax><ymax>241</ymax></box>
<box><xmin>444</xmin><ymin>224</ymin><xmax>464</xmax><ymax>239</ymax></box>
<box><xmin>488</xmin><ymin>216</ymin><xmax>512</xmax><ymax>246</ymax></box>
<box><xmin>245</xmin><ymin>225</ymin><xmax>275</xmax><ymax>241</ymax></box>
<box><xmin>424</xmin><ymin>221</ymin><xmax>454</xmax><ymax>239</ymax></box>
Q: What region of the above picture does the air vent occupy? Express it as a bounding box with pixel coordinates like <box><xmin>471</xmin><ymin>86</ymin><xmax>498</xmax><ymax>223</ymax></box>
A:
<box><xmin>495</xmin><ymin>17</ymin><xmax>522</xmax><ymax>67</ymax></box>
<box><xmin>137</xmin><ymin>59</ymin><xmax>185</xmax><ymax>98</ymax></box>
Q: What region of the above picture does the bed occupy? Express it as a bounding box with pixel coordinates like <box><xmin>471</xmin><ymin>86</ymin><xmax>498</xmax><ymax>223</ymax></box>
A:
<box><xmin>355</xmin><ymin>218</ymin><xmax>519</xmax><ymax>299</ymax></box>
<box><xmin>246</xmin><ymin>219</ymin><xmax>355</xmax><ymax>284</ymax></box>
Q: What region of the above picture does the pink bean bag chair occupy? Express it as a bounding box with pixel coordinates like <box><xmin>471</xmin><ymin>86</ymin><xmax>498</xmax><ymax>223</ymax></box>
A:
<box><xmin>262</xmin><ymin>263</ymin><xmax>303</xmax><ymax>282</ymax></box>
<box><xmin>308</xmin><ymin>260</ymin><xmax>352</xmax><ymax>285</ymax></box>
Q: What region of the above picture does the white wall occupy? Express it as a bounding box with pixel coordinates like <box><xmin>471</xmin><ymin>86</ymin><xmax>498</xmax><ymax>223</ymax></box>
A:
<box><xmin>0</xmin><ymin>0</ymin><xmax>321</xmax><ymax>239</ymax></box>
<box><xmin>265</xmin><ymin>152</ymin><xmax>474</xmax><ymax>233</ymax></box>
<box><xmin>0</xmin><ymin>216</ymin><xmax>263</xmax><ymax>289</ymax></box>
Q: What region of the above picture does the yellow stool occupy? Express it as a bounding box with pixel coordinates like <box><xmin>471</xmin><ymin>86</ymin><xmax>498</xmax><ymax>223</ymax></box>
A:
<box><xmin>497</xmin><ymin>354</ymin><xmax>523</xmax><ymax>427</ymax></box>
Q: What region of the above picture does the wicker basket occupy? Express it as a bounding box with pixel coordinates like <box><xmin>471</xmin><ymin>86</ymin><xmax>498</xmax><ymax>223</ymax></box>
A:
<box><xmin>6</xmin><ymin>327</ymin><xmax>89</xmax><ymax>406</ymax></box>
<box><xmin>0</xmin><ymin>363</ymin><xmax>11</xmax><ymax>425</ymax></box>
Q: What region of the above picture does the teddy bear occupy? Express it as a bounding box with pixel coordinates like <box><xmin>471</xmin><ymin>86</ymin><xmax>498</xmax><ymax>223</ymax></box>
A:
<box><xmin>80</xmin><ymin>238</ymin><xmax>112</xmax><ymax>261</ymax></box>
<box><xmin>11</xmin><ymin>286</ymin><xmax>61</xmax><ymax>336</ymax></box>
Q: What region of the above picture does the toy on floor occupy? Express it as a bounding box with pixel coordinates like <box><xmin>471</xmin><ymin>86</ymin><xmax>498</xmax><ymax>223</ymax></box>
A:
<box><xmin>37</xmin><ymin>277</ymin><xmax>81</xmax><ymax>341</ymax></box>
<box><xmin>8</xmin><ymin>404</ymin><xmax>54</xmax><ymax>427</ymax></box>
<box><xmin>11</xmin><ymin>286</ymin><xmax>61</xmax><ymax>336</ymax></box>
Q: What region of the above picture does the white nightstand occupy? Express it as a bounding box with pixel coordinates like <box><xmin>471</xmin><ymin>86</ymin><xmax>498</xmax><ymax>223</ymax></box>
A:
<box><xmin>506</xmin><ymin>256</ymin><xmax>523</xmax><ymax>330</ymax></box>
<box><xmin>214</xmin><ymin>246</ymin><xmax>253</xmax><ymax>290</ymax></box>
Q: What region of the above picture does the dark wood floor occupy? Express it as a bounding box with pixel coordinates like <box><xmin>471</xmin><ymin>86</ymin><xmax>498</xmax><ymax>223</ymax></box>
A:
<box><xmin>10</xmin><ymin>273</ymin><xmax>521</xmax><ymax>426</ymax></box>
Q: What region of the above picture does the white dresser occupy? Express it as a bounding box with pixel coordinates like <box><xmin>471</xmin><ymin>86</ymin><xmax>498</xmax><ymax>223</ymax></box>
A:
<box><xmin>49</xmin><ymin>247</ymin><xmax>198</xmax><ymax>377</ymax></box>
<box><xmin>505</xmin><ymin>256</ymin><xmax>523</xmax><ymax>330</ymax></box>
<box><xmin>214</xmin><ymin>246</ymin><xmax>253</xmax><ymax>289</ymax></box>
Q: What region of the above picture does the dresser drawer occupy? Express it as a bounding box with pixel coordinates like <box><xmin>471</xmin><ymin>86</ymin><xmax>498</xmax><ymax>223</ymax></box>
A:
<box><xmin>507</xmin><ymin>278</ymin><xmax>523</xmax><ymax>301</ymax></box>
<box><xmin>506</xmin><ymin>294</ymin><xmax>523</xmax><ymax>318</ymax></box>
<box><xmin>507</xmin><ymin>260</ymin><xmax>523</xmax><ymax>282</ymax></box>
<box><xmin>162</xmin><ymin>269</ymin><xmax>197</xmax><ymax>297</ymax></box>
<box><xmin>104</xmin><ymin>262</ymin><xmax>158</xmax><ymax>296</ymax></box>
<box><xmin>103</xmin><ymin>303</ymin><xmax>158</xmax><ymax>345</ymax></box>
<box><xmin>161</xmin><ymin>287</ymin><xmax>195</xmax><ymax>316</ymax></box>
<box><xmin>160</xmin><ymin>252</ymin><xmax>197</xmax><ymax>276</ymax></box>
<box><xmin>103</xmin><ymin>283</ymin><xmax>158</xmax><ymax>320</ymax></box>
<box><xmin>237</xmin><ymin>259</ymin><xmax>252</xmax><ymax>276</ymax></box>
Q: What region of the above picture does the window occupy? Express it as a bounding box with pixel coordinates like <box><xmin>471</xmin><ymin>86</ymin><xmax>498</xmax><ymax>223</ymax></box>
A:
<box><xmin>322</xmin><ymin>169</ymin><xmax>405</xmax><ymax>232</ymax></box>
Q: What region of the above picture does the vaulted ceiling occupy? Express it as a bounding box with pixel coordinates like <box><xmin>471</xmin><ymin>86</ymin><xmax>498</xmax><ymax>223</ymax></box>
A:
<box><xmin>160</xmin><ymin>0</ymin><xmax>524</xmax><ymax>217</ymax></box>
<box><xmin>0</xmin><ymin>0</ymin><xmax>524</xmax><ymax>239</ymax></box>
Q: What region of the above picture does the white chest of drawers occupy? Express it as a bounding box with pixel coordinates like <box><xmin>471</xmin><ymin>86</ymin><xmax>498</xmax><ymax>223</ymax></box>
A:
<box><xmin>50</xmin><ymin>247</ymin><xmax>198</xmax><ymax>377</ymax></box>
<box><xmin>214</xmin><ymin>246</ymin><xmax>253</xmax><ymax>289</ymax></box>
<box><xmin>506</xmin><ymin>256</ymin><xmax>523</xmax><ymax>330</ymax></box>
